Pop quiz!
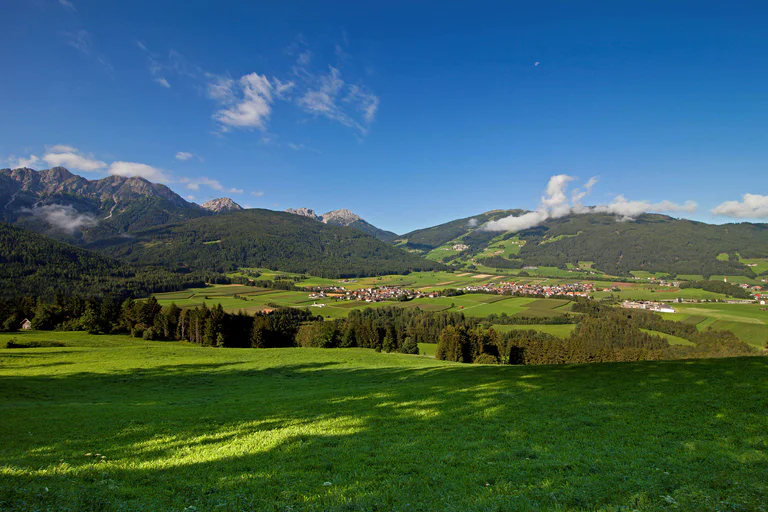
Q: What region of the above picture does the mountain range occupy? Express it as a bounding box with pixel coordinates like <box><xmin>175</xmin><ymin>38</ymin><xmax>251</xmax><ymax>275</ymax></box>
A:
<box><xmin>3</xmin><ymin>167</ymin><xmax>768</xmax><ymax>288</ymax></box>
<box><xmin>285</xmin><ymin>207</ymin><xmax>398</xmax><ymax>242</ymax></box>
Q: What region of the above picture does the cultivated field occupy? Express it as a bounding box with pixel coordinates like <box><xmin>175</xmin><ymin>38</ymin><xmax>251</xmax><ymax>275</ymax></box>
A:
<box><xmin>154</xmin><ymin>284</ymin><xmax>576</xmax><ymax>320</ymax></box>
<box><xmin>1</xmin><ymin>334</ymin><xmax>766</xmax><ymax>511</ymax></box>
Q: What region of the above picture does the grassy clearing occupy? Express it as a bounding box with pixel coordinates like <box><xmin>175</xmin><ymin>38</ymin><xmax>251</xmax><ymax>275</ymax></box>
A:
<box><xmin>491</xmin><ymin>324</ymin><xmax>577</xmax><ymax>338</ymax></box>
<box><xmin>639</xmin><ymin>329</ymin><xmax>695</xmax><ymax>346</ymax></box>
<box><xmin>1</xmin><ymin>335</ymin><xmax>766</xmax><ymax>511</ymax></box>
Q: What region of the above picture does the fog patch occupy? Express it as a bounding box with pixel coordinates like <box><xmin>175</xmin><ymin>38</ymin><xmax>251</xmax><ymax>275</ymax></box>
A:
<box><xmin>22</xmin><ymin>204</ymin><xmax>99</xmax><ymax>234</ymax></box>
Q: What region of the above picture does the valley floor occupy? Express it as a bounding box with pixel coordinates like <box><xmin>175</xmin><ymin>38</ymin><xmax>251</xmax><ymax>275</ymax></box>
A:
<box><xmin>1</xmin><ymin>333</ymin><xmax>767</xmax><ymax>511</ymax></box>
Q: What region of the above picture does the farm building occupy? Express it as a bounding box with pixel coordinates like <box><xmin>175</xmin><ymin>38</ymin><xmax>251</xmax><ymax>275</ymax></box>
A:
<box><xmin>20</xmin><ymin>318</ymin><xmax>32</xmax><ymax>330</ymax></box>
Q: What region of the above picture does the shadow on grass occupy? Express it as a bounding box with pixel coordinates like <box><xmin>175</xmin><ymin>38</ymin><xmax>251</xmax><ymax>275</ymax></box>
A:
<box><xmin>1</xmin><ymin>354</ymin><xmax>767</xmax><ymax>511</ymax></box>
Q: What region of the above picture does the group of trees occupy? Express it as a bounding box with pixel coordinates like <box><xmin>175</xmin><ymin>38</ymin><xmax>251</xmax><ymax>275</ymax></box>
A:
<box><xmin>2</xmin><ymin>293</ymin><xmax>758</xmax><ymax>365</ymax></box>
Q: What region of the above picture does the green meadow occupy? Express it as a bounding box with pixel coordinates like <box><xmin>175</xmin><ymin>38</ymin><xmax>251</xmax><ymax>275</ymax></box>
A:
<box><xmin>666</xmin><ymin>303</ymin><xmax>768</xmax><ymax>349</ymax></box>
<box><xmin>1</xmin><ymin>333</ymin><xmax>767</xmax><ymax>511</ymax></box>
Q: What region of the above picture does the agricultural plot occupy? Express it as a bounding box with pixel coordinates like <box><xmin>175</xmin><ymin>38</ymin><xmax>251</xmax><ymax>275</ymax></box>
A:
<box><xmin>663</xmin><ymin>303</ymin><xmax>768</xmax><ymax>349</ymax></box>
<box><xmin>1</xmin><ymin>337</ymin><xmax>766</xmax><ymax>511</ymax></box>
<box><xmin>591</xmin><ymin>287</ymin><xmax>727</xmax><ymax>301</ymax></box>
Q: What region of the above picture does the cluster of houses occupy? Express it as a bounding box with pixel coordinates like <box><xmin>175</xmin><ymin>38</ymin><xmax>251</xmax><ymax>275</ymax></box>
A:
<box><xmin>308</xmin><ymin>286</ymin><xmax>440</xmax><ymax>303</ymax></box>
<box><xmin>621</xmin><ymin>301</ymin><xmax>677</xmax><ymax>313</ymax></box>
<box><xmin>461</xmin><ymin>281</ymin><xmax>594</xmax><ymax>298</ymax></box>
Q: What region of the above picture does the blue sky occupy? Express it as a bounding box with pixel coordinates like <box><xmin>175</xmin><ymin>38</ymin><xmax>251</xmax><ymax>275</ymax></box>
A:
<box><xmin>2</xmin><ymin>0</ymin><xmax>767</xmax><ymax>234</ymax></box>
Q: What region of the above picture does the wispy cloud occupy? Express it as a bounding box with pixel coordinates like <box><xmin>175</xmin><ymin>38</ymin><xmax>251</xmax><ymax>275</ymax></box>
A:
<box><xmin>136</xmin><ymin>41</ymin><xmax>176</xmax><ymax>89</ymax></box>
<box><xmin>175</xmin><ymin>151</ymin><xmax>194</xmax><ymax>161</ymax></box>
<box><xmin>180</xmin><ymin>176</ymin><xmax>243</xmax><ymax>194</ymax></box>
<box><xmin>483</xmin><ymin>175</ymin><xmax>697</xmax><ymax>233</ymax></box>
<box><xmin>712</xmin><ymin>194</ymin><xmax>768</xmax><ymax>219</ymax></box>
<box><xmin>63</xmin><ymin>29</ymin><xmax>91</xmax><ymax>55</ymax></box>
<box><xmin>251</xmin><ymin>191</ymin><xmax>265</xmax><ymax>197</ymax></box>
<box><xmin>58</xmin><ymin>0</ymin><xmax>76</xmax><ymax>12</ymax></box>
<box><xmin>297</xmin><ymin>66</ymin><xmax>379</xmax><ymax>134</ymax></box>
<box><xmin>143</xmin><ymin>37</ymin><xmax>378</xmax><ymax>137</ymax></box>
<box><xmin>61</xmin><ymin>29</ymin><xmax>112</xmax><ymax>72</ymax></box>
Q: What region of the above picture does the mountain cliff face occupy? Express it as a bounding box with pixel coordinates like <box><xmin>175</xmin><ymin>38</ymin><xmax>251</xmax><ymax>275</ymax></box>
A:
<box><xmin>0</xmin><ymin>167</ymin><xmax>206</xmax><ymax>243</ymax></box>
<box><xmin>285</xmin><ymin>207</ymin><xmax>399</xmax><ymax>242</ymax></box>
<box><xmin>201</xmin><ymin>197</ymin><xmax>243</xmax><ymax>213</ymax></box>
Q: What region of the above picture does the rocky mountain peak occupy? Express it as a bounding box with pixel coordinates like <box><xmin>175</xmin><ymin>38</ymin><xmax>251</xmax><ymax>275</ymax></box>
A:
<box><xmin>201</xmin><ymin>197</ymin><xmax>243</xmax><ymax>213</ymax></box>
<box><xmin>321</xmin><ymin>208</ymin><xmax>362</xmax><ymax>225</ymax></box>
<box><xmin>284</xmin><ymin>207</ymin><xmax>322</xmax><ymax>221</ymax></box>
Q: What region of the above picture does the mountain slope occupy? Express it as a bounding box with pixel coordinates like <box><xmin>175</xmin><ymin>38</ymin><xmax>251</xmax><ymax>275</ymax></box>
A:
<box><xmin>400</xmin><ymin>209</ymin><xmax>525</xmax><ymax>250</ymax></box>
<box><xmin>285</xmin><ymin>207</ymin><xmax>399</xmax><ymax>242</ymax></box>
<box><xmin>0</xmin><ymin>167</ymin><xmax>207</xmax><ymax>243</ymax></box>
<box><xmin>0</xmin><ymin>221</ymin><xmax>208</xmax><ymax>299</ymax></box>
<box><xmin>91</xmin><ymin>209</ymin><xmax>443</xmax><ymax>278</ymax></box>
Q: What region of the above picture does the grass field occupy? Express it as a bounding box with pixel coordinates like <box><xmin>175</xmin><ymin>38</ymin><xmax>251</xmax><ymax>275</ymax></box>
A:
<box><xmin>1</xmin><ymin>333</ymin><xmax>767</xmax><ymax>511</ymax></box>
<box><xmin>491</xmin><ymin>324</ymin><xmax>577</xmax><ymax>338</ymax></box>
<box><xmin>154</xmin><ymin>284</ymin><xmax>576</xmax><ymax>321</ymax></box>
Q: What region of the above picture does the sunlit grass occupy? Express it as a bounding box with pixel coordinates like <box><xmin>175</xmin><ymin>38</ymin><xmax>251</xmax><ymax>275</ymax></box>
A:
<box><xmin>1</xmin><ymin>334</ymin><xmax>766</xmax><ymax>511</ymax></box>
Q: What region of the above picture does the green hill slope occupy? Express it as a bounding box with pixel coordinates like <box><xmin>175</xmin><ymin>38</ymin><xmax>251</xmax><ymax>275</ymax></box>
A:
<box><xmin>0</xmin><ymin>222</ymin><xmax>208</xmax><ymax>299</ymax></box>
<box><xmin>91</xmin><ymin>208</ymin><xmax>444</xmax><ymax>278</ymax></box>
<box><xmin>400</xmin><ymin>209</ymin><xmax>524</xmax><ymax>250</ymax></box>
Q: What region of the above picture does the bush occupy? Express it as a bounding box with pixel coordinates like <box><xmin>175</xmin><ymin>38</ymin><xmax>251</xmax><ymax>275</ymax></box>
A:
<box><xmin>400</xmin><ymin>337</ymin><xmax>419</xmax><ymax>354</ymax></box>
<box><xmin>474</xmin><ymin>353</ymin><xmax>499</xmax><ymax>364</ymax></box>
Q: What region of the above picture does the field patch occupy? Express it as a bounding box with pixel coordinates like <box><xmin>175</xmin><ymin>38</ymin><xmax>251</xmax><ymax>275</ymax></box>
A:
<box><xmin>491</xmin><ymin>324</ymin><xmax>577</xmax><ymax>338</ymax></box>
<box><xmin>1</xmin><ymin>338</ymin><xmax>766</xmax><ymax>510</ymax></box>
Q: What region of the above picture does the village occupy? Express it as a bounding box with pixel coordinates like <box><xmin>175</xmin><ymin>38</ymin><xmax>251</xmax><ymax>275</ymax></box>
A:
<box><xmin>306</xmin><ymin>280</ymin><xmax>595</xmax><ymax>304</ymax></box>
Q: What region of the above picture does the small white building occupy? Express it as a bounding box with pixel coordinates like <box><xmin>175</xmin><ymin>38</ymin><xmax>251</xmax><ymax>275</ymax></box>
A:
<box><xmin>20</xmin><ymin>318</ymin><xmax>32</xmax><ymax>330</ymax></box>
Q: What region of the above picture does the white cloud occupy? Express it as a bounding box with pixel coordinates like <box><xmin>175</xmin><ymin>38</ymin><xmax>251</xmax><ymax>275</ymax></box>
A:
<box><xmin>155</xmin><ymin>78</ymin><xmax>171</xmax><ymax>88</ymax></box>
<box><xmin>181</xmin><ymin>177</ymin><xmax>243</xmax><ymax>194</ymax></box>
<box><xmin>467</xmin><ymin>218</ymin><xmax>478</xmax><ymax>227</ymax></box>
<box><xmin>251</xmin><ymin>191</ymin><xmax>265</xmax><ymax>197</ymax></box>
<box><xmin>175</xmin><ymin>152</ymin><xmax>194</xmax><ymax>161</ymax></box>
<box><xmin>592</xmin><ymin>196</ymin><xmax>698</xmax><ymax>220</ymax></box>
<box><xmin>211</xmin><ymin>73</ymin><xmax>275</xmax><ymax>131</ymax></box>
<box><xmin>534</xmin><ymin>61</ymin><xmax>540</xmax><ymax>67</ymax></box>
<box><xmin>108</xmin><ymin>162</ymin><xmax>169</xmax><ymax>182</ymax></box>
<box><xmin>10</xmin><ymin>154</ymin><xmax>41</xmax><ymax>168</ymax></box>
<box><xmin>59</xmin><ymin>0</ymin><xmax>76</xmax><ymax>11</ymax></box>
<box><xmin>47</xmin><ymin>144</ymin><xmax>78</xmax><ymax>153</ymax></box>
<box><xmin>483</xmin><ymin>175</ymin><xmax>698</xmax><ymax>233</ymax></box>
<box><xmin>712</xmin><ymin>194</ymin><xmax>768</xmax><ymax>218</ymax></box>
<box><xmin>43</xmin><ymin>151</ymin><xmax>106</xmax><ymax>172</ymax></box>
<box><xmin>22</xmin><ymin>204</ymin><xmax>98</xmax><ymax>234</ymax></box>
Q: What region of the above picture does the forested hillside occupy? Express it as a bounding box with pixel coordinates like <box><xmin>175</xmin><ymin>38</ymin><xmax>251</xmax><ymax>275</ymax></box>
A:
<box><xmin>0</xmin><ymin>222</ymin><xmax>211</xmax><ymax>299</ymax></box>
<box><xmin>91</xmin><ymin>209</ymin><xmax>444</xmax><ymax>278</ymax></box>
<box><xmin>514</xmin><ymin>213</ymin><xmax>768</xmax><ymax>277</ymax></box>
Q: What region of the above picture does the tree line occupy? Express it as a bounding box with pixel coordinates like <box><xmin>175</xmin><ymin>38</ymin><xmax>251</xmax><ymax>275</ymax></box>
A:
<box><xmin>2</xmin><ymin>295</ymin><xmax>758</xmax><ymax>365</ymax></box>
